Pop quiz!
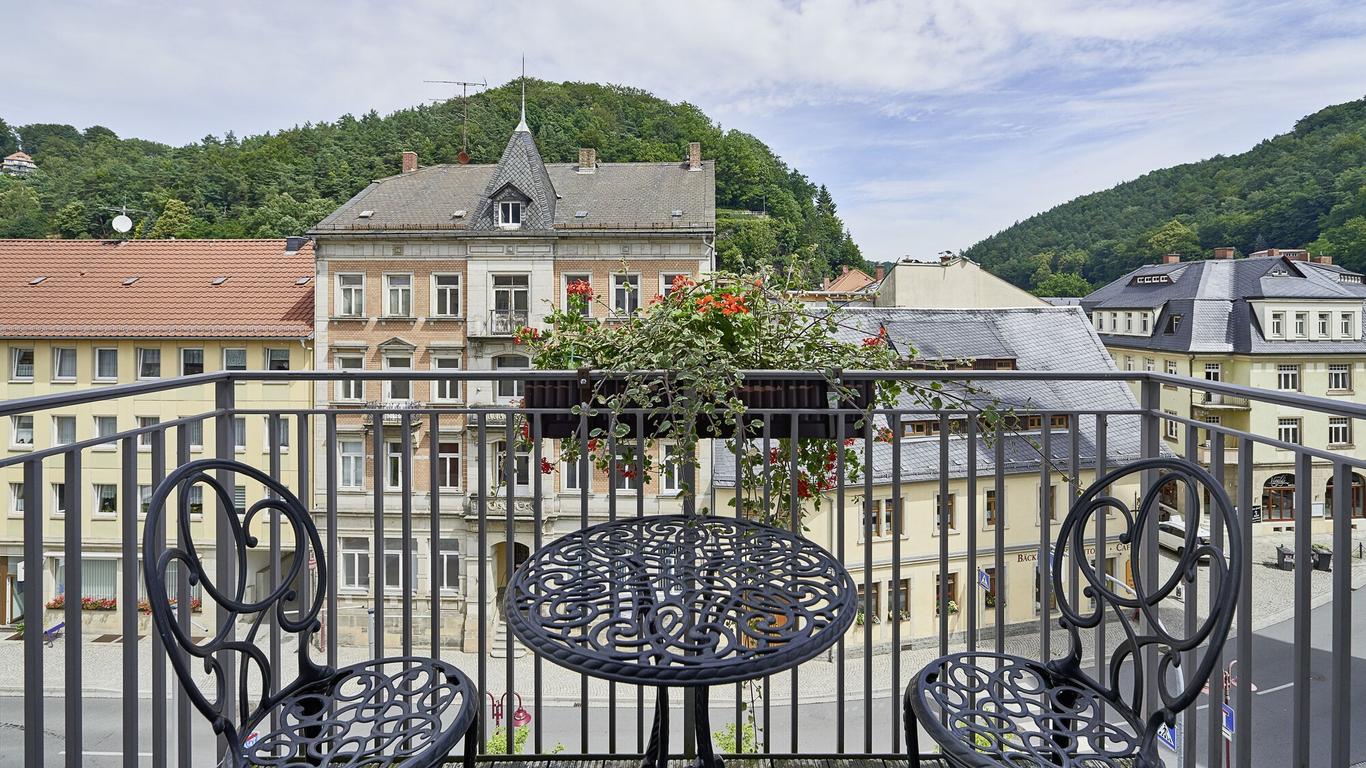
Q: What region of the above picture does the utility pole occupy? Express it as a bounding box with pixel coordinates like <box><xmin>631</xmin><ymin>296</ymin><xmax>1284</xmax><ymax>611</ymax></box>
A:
<box><xmin>424</xmin><ymin>77</ymin><xmax>487</xmax><ymax>163</ymax></box>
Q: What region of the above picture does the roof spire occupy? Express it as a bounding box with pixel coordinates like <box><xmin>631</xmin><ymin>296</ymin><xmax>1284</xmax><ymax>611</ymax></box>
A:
<box><xmin>515</xmin><ymin>56</ymin><xmax>529</xmax><ymax>133</ymax></box>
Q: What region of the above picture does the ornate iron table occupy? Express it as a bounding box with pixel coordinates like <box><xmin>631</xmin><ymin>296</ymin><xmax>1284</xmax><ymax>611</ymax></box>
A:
<box><xmin>505</xmin><ymin>514</ymin><xmax>857</xmax><ymax>768</ymax></box>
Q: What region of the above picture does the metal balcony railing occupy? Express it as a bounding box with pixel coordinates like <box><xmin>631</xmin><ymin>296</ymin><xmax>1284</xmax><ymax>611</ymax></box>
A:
<box><xmin>2</xmin><ymin>369</ymin><xmax>1363</xmax><ymax>766</ymax></box>
<box><xmin>488</xmin><ymin>309</ymin><xmax>530</xmax><ymax>335</ymax></box>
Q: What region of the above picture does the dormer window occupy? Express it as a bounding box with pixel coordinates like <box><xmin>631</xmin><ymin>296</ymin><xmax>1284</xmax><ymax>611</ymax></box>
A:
<box><xmin>498</xmin><ymin>201</ymin><xmax>522</xmax><ymax>228</ymax></box>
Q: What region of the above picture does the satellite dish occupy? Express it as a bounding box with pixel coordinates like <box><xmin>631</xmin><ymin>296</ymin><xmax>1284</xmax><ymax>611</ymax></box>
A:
<box><xmin>112</xmin><ymin>214</ymin><xmax>133</xmax><ymax>234</ymax></box>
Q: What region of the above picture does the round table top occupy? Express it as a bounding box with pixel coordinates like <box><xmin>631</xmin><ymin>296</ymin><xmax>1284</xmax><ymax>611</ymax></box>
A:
<box><xmin>503</xmin><ymin>514</ymin><xmax>857</xmax><ymax>687</ymax></box>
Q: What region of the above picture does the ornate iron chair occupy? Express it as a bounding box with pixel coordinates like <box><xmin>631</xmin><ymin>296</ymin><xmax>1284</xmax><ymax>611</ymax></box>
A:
<box><xmin>142</xmin><ymin>459</ymin><xmax>479</xmax><ymax>767</ymax></box>
<box><xmin>904</xmin><ymin>458</ymin><xmax>1242</xmax><ymax>767</ymax></box>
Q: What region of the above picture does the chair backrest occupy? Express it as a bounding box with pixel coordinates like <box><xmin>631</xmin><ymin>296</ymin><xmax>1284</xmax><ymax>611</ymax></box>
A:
<box><xmin>1050</xmin><ymin>457</ymin><xmax>1241</xmax><ymax>734</ymax></box>
<box><xmin>141</xmin><ymin>459</ymin><xmax>328</xmax><ymax>748</ymax></box>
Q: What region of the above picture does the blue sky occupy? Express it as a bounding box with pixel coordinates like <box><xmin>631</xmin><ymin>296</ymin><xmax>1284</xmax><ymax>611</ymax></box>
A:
<box><xmin>7</xmin><ymin>0</ymin><xmax>1366</xmax><ymax>260</ymax></box>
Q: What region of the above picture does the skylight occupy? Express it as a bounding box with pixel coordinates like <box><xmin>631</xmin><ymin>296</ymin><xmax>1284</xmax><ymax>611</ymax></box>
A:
<box><xmin>671</xmin><ymin>210</ymin><xmax>683</xmax><ymax>218</ymax></box>
<box><xmin>452</xmin><ymin>209</ymin><xmax>467</xmax><ymax>219</ymax></box>
<box><xmin>122</xmin><ymin>276</ymin><xmax>140</xmax><ymax>286</ymax></box>
<box><xmin>358</xmin><ymin>210</ymin><xmax>374</xmax><ymax>219</ymax></box>
<box><xmin>28</xmin><ymin>276</ymin><xmax>47</xmax><ymax>285</ymax></box>
<box><xmin>574</xmin><ymin>210</ymin><xmax>589</xmax><ymax>218</ymax></box>
<box><xmin>211</xmin><ymin>276</ymin><xmax>229</xmax><ymax>286</ymax></box>
<box><xmin>295</xmin><ymin>276</ymin><xmax>312</xmax><ymax>285</ymax></box>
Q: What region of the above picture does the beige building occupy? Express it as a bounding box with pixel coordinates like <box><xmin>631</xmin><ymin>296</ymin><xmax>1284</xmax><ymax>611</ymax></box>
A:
<box><xmin>308</xmin><ymin>108</ymin><xmax>716</xmax><ymax>645</ymax></box>
<box><xmin>874</xmin><ymin>255</ymin><xmax>1047</xmax><ymax>309</ymax></box>
<box><xmin>0</xmin><ymin>238</ymin><xmax>314</xmax><ymax>626</ymax></box>
<box><xmin>1083</xmin><ymin>248</ymin><xmax>1366</xmax><ymax>530</ymax></box>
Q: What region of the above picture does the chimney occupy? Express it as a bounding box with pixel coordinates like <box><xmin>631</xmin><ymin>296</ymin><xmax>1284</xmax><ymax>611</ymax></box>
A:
<box><xmin>1286</xmin><ymin>250</ymin><xmax>1309</xmax><ymax>261</ymax></box>
<box><xmin>578</xmin><ymin>147</ymin><xmax>596</xmax><ymax>172</ymax></box>
<box><xmin>401</xmin><ymin>151</ymin><xmax>418</xmax><ymax>174</ymax></box>
<box><xmin>939</xmin><ymin>253</ymin><xmax>952</xmax><ymax>265</ymax></box>
<box><xmin>875</xmin><ymin>264</ymin><xmax>886</xmax><ymax>281</ymax></box>
<box><xmin>1161</xmin><ymin>253</ymin><xmax>1180</xmax><ymax>265</ymax></box>
<box><xmin>687</xmin><ymin>141</ymin><xmax>702</xmax><ymax>171</ymax></box>
<box><xmin>1212</xmin><ymin>247</ymin><xmax>1235</xmax><ymax>260</ymax></box>
<box><xmin>1315</xmin><ymin>254</ymin><xmax>1334</xmax><ymax>265</ymax></box>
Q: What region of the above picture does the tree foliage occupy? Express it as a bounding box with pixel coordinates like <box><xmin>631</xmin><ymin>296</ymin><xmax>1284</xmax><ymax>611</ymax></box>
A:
<box><xmin>0</xmin><ymin>80</ymin><xmax>863</xmax><ymax>283</ymax></box>
<box><xmin>966</xmin><ymin>97</ymin><xmax>1366</xmax><ymax>285</ymax></box>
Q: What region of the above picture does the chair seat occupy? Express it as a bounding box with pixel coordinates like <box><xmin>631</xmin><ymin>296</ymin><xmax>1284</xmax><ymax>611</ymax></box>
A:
<box><xmin>907</xmin><ymin>652</ymin><xmax>1153</xmax><ymax>768</ymax></box>
<box><xmin>239</xmin><ymin>657</ymin><xmax>478</xmax><ymax>767</ymax></box>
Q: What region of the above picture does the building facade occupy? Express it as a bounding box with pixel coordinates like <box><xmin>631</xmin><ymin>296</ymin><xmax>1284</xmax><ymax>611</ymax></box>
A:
<box><xmin>0</xmin><ymin>238</ymin><xmax>313</xmax><ymax>626</ymax></box>
<box><xmin>1082</xmin><ymin>248</ymin><xmax>1366</xmax><ymax>530</ymax></box>
<box><xmin>308</xmin><ymin>119</ymin><xmax>716</xmax><ymax>646</ymax></box>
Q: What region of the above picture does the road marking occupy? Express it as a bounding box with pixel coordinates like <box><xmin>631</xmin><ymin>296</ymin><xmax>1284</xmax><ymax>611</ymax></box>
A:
<box><xmin>1255</xmin><ymin>681</ymin><xmax>1295</xmax><ymax>695</ymax></box>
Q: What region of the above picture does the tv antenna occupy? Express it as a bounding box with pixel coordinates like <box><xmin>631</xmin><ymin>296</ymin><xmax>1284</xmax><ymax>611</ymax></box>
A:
<box><xmin>424</xmin><ymin>77</ymin><xmax>486</xmax><ymax>163</ymax></box>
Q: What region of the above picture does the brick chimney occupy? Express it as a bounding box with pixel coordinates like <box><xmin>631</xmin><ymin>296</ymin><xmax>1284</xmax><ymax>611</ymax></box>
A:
<box><xmin>401</xmin><ymin>151</ymin><xmax>418</xmax><ymax>174</ymax></box>
<box><xmin>1314</xmin><ymin>254</ymin><xmax>1334</xmax><ymax>265</ymax></box>
<box><xmin>1161</xmin><ymin>253</ymin><xmax>1180</xmax><ymax>264</ymax></box>
<box><xmin>1286</xmin><ymin>249</ymin><xmax>1310</xmax><ymax>261</ymax></box>
<box><xmin>687</xmin><ymin>141</ymin><xmax>702</xmax><ymax>171</ymax></box>
<box><xmin>578</xmin><ymin>147</ymin><xmax>596</xmax><ymax>173</ymax></box>
<box><xmin>1212</xmin><ymin>247</ymin><xmax>1235</xmax><ymax>260</ymax></box>
<box><xmin>875</xmin><ymin>264</ymin><xmax>886</xmax><ymax>281</ymax></box>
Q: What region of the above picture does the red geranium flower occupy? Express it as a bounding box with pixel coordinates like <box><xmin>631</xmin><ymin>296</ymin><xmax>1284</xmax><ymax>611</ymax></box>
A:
<box><xmin>539</xmin><ymin>458</ymin><xmax>554</xmax><ymax>475</ymax></box>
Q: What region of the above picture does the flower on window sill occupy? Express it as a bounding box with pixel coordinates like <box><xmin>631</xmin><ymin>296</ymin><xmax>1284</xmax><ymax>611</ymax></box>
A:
<box><xmin>566</xmin><ymin>280</ymin><xmax>594</xmax><ymax>300</ymax></box>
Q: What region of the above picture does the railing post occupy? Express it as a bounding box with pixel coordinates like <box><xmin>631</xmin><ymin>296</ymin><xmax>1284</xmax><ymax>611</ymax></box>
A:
<box><xmin>1138</xmin><ymin>378</ymin><xmax>1160</xmax><ymax>720</ymax></box>
<box><xmin>213</xmin><ymin>376</ymin><xmax>236</xmax><ymax>762</ymax></box>
<box><xmin>22</xmin><ymin>458</ymin><xmax>43</xmax><ymax>767</ymax></box>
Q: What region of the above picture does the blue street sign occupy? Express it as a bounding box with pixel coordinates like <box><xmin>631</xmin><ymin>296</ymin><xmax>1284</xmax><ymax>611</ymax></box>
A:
<box><xmin>1222</xmin><ymin>703</ymin><xmax>1235</xmax><ymax>740</ymax></box>
<box><xmin>1156</xmin><ymin>722</ymin><xmax>1178</xmax><ymax>751</ymax></box>
<box><xmin>977</xmin><ymin>568</ymin><xmax>992</xmax><ymax>591</ymax></box>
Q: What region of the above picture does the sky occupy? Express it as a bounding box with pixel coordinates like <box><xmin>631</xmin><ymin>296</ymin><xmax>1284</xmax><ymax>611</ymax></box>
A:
<box><xmin>7</xmin><ymin>0</ymin><xmax>1366</xmax><ymax>261</ymax></box>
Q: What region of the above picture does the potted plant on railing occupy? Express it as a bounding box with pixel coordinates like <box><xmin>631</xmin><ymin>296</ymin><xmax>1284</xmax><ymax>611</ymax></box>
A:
<box><xmin>515</xmin><ymin>268</ymin><xmax>993</xmax><ymax>526</ymax></box>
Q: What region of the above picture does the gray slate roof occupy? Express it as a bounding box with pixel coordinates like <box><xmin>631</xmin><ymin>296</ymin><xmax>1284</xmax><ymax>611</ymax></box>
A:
<box><xmin>713</xmin><ymin>306</ymin><xmax>1143</xmax><ymax>487</ymax></box>
<box><xmin>311</xmin><ymin>130</ymin><xmax>716</xmax><ymax>236</ymax></box>
<box><xmin>1081</xmin><ymin>256</ymin><xmax>1366</xmax><ymax>354</ymax></box>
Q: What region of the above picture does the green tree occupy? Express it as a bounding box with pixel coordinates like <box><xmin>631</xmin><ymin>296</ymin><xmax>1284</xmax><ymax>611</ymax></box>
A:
<box><xmin>147</xmin><ymin>198</ymin><xmax>197</xmax><ymax>239</ymax></box>
<box><xmin>0</xmin><ymin>182</ymin><xmax>48</xmax><ymax>237</ymax></box>
<box><xmin>1145</xmin><ymin>218</ymin><xmax>1202</xmax><ymax>259</ymax></box>
<box><xmin>1032</xmin><ymin>272</ymin><xmax>1092</xmax><ymax>298</ymax></box>
<box><xmin>53</xmin><ymin>201</ymin><xmax>92</xmax><ymax>238</ymax></box>
<box><xmin>0</xmin><ymin>117</ymin><xmax>17</xmax><ymax>157</ymax></box>
<box><xmin>1309</xmin><ymin>216</ymin><xmax>1366</xmax><ymax>272</ymax></box>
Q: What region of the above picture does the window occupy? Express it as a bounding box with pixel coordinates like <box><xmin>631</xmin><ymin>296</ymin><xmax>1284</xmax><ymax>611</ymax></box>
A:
<box><xmin>564</xmin><ymin>274</ymin><xmax>591</xmax><ymax>317</ymax></box>
<box><xmin>1124</xmin><ymin>312</ymin><xmax>1133</xmax><ymax>332</ymax></box>
<box><xmin>223</xmin><ymin>348</ymin><xmax>247</xmax><ymax>371</ymax></box>
<box><xmin>232</xmin><ymin>417</ymin><xmax>247</xmax><ymax>452</ymax></box>
<box><xmin>9</xmin><ymin>483</ymin><xmax>23</xmax><ymax>515</ymax></box>
<box><xmin>984</xmin><ymin>489</ymin><xmax>998</xmax><ymax>527</ymax></box>
<box><xmin>337</xmin><ymin>274</ymin><xmax>365</xmax><ymax>317</ymax></box>
<box><xmin>183</xmin><ymin>419</ymin><xmax>201</xmax><ymax>451</ymax></box>
<box><xmin>1107</xmin><ymin>314</ymin><xmax>1116</xmax><ymax>332</ymax></box>
<box><xmin>1140</xmin><ymin>314</ymin><xmax>1150</xmax><ymax>334</ymax></box>
<box><xmin>57</xmin><ymin>558</ymin><xmax>117</xmax><ymax>601</ymax></box>
<box><xmin>494</xmin><ymin>440</ymin><xmax>530</xmax><ymax>488</ymax></box>
<box><xmin>612</xmin><ymin>274</ymin><xmax>641</xmax><ymax>316</ymax></box>
<box><xmin>857</xmin><ymin>583</ymin><xmax>881</xmax><ymax>622</ymax></box>
<box><xmin>137</xmin><ymin>348</ymin><xmax>161</xmax><ymax>379</ymax></box>
<box><xmin>384</xmin><ymin>354</ymin><xmax>412</xmax><ymax>400</ymax></box>
<box><xmin>498</xmin><ymin>201</ymin><xmax>522</xmax><ymax>228</ymax></box>
<box><xmin>1294</xmin><ymin>312</ymin><xmax>1308</xmax><ymax>338</ymax></box>
<box><xmin>265</xmin><ymin>348</ymin><xmax>290</xmax><ymax>371</ymax></box>
<box><xmin>1277</xmin><ymin>364</ymin><xmax>1300</xmax><ymax>391</ymax></box>
<box><xmin>233</xmin><ymin>485</ymin><xmax>246</xmax><ymax>510</ymax></box>
<box><xmin>181</xmin><ymin>348</ymin><xmax>204</xmax><ymax>376</ymax></box>
<box><xmin>1164</xmin><ymin>314</ymin><xmax>1182</xmax><ymax>334</ymax></box>
<box><xmin>1124</xmin><ymin>356</ymin><xmax>1133</xmax><ymax>372</ymax></box>
<box><xmin>53</xmin><ymin>416</ymin><xmax>75</xmax><ymax>446</ymax></box>
<box><xmin>437</xmin><ymin>441</ymin><xmax>461</xmax><ymax>489</ymax></box>
<box><xmin>1040</xmin><ymin>484</ymin><xmax>1058</xmax><ymax>523</ymax></box>
<box><xmin>661</xmin><ymin>444</ymin><xmax>681</xmax><ymax>493</ymax></box>
<box><xmin>1204</xmin><ymin>362</ymin><xmax>1222</xmax><ymax>382</ymax></box>
<box><xmin>494</xmin><ymin>354</ymin><xmax>528</xmax><ymax>399</ymax></box>
<box><xmin>264</xmin><ymin>417</ymin><xmax>290</xmax><ymax>450</ymax></box>
<box><xmin>135</xmin><ymin>416</ymin><xmax>160</xmax><ymax>450</ymax></box>
<box><xmin>436</xmin><ymin>538</ymin><xmax>460</xmax><ymax>593</ymax></box>
<box><xmin>1319</xmin><ymin>312</ymin><xmax>1331</xmax><ymax>337</ymax></box>
<box><xmin>11</xmin><ymin>347</ymin><xmax>34</xmax><ymax>380</ymax></box>
<box><xmin>94</xmin><ymin>416</ymin><xmax>117</xmax><ymax>448</ymax></box>
<box><xmin>563</xmin><ymin>452</ymin><xmax>581</xmax><ymax>492</ymax></box>
<box><xmin>94</xmin><ymin>348</ymin><xmax>118</xmax><ymax>380</ymax></box>
<box><xmin>51</xmin><ymin>482</ymin><xmax>66</xmax><ymax>517</ymax></box>
<box><xmin>1143</xmin><ymin>358</ymin><xmax>1155</xmax><ymax>372</ymax></box>
<box><xmin>1165</xmin><ymin>360</ymin><xmax>1178</xmax><ymax>377</ymax></box>
<box><xmin>1329</xmin><ymin>364</ymin><xmax>1352</xmax><ymax>391</ymax></box>
<box><xmin>52</xmin><ymin>347</ymin><xmax>76</xmax><ymax>380</ymax></box>
<box><xmin>662</xmin><ymin>273</ymin><xmax>688</xmax><ymax>297</ymax></box>
<box><xmin>432</xmin><ymin>274</ymin><xmax>461</xmax><ymax>317</ymax></box>
<box><xmin>385</xmin><ymin>274</ymin><xmax>413</xmax><ymax>317</ymax></box>
<box><xmin>614</xmin><ymin>451</ymin><xmax>638</xmax><ymax>492</ymax></box>
<box><xmin>11</xmin><ymin>415</ymin><xmax>33</xmax><ymax>447</ymax></box>
<box><xmin>492</xmin><ymin>275</ymin><xmax>530</xmax><ymax>330</ymax></box>
<box><xmin>1277</xmin><ymin>417</ymin><xmax>1301</xmax><ymax>445</ymax></box>
<box><xmin>935</xmin><ymin>572</ymin><xmax>959</xmax><ymax>617</ymax></box>
<box><xmin>139</xmin><ymin>484</ymin><xmax>152</xmax><ymax>516</ymax></box>
<box><xmin>1270</xmin><ymin>312</ymin><xmax>1284</xmax><ymax>337</ymax></box>
<box><xmin>1164</xmin><ymin>410</ymin><xmax>1178</xmax><ymax>441</ymax></box>
<box><xmin>1342</xmin><ymin>312</ymin><xmax>1354</xmax><ymax>338</ymax></box>
<box><xmin>432</xmin><ymin>355</ymin><xmax>461</xmax><ymax>401</ymax></box>
<box><xmin>1329</xmin><ymin>417</ymin><xmax>1352</xmax><ymax>446</ymax></box>
<box><xmin>339</xmin><ymin>440</ymin><xmax>364</xmax><ymax>489</ymax></box>
<box><xmin>335</xmin><ymin>355</ymin><xmax>364</xmax><ymax>400</ymax></box>
<box><xmin>983</xmin><ymin>567</ymin><xmax>1000</xmax><ymax>609</ymax></box>
<box><xmin>341</xmin><ymin>537</ymin><xmax>370</xmax><ymax>590</ymax></box>
<box><xmin>383</xmin><ymin>537</ymin><xmax>420</xmax><ymax>594</ymax></box>
<box><xmin>93</xmin><ymin>484</ymin><xmax>117</xmax><ymax>516</ymax></box>
<box><xmin>386</xmin><ymin>441</ymin><xmax>404</xmax><ymax>490</ymax></box>
<box><xmin>187</xmin><ymin>486</ymin><xmax>204</xmax><ymax>517</ymax></box>
<box><xmin>936</xmin><ymin>493</ymin><xmax>957</xmax><ymax>532</ymax></box>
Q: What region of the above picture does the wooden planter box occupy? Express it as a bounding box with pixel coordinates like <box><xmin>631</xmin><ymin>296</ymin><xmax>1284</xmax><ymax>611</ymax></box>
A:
<box><xmin>524</xmin><ymin>375</ymin><xmax>875</xmax><ymax>440</ymax></box>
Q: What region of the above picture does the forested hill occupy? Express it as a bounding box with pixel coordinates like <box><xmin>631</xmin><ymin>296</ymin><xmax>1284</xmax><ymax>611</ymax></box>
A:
<box><xmin>0</xmin><ymin>80</ymin><xmax>864</xmax><ymax>285</ymax></box>
<box><xmin>963</xmin><ymin>96</ymin><xmax>1366</xmax><ymax>296</ymax></box>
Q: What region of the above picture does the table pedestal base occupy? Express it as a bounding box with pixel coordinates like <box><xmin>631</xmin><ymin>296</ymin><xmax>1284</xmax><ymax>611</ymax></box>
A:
<box><xmin>641</xmin><ymin>686</ymin><xmax>722</xmax><ymax>768</ymax></box>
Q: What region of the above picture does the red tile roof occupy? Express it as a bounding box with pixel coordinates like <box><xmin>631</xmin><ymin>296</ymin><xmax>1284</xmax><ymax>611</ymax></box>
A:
<box><xmin>0</xmin><ymin>239</ymin><xmax>314</xmax><ymax>338</ymax></box>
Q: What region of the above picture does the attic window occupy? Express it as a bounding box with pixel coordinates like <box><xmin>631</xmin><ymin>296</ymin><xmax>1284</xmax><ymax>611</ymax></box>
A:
<box><xmin>295</xmin><ymin>277</ymin><xmax>312</xmax><ymax>285</ymax></box>
<box><xmin>1164</xmin><ymin>314</ymin><xmax>1182</xmax><ymax>335</ymax></box>
<box><xmin>574</xmin><ymin>210</ymin><xmax>588</xmax><ymax>219</ymax></box>
<box><xmin>498</xmin><ymin>201</ymin><xmax>522</xmax><ymax>228</ymax></box>
<box><xmin>358</xmin><ymin>210</ymin><xmax>375</xmax><ymax>219</ymax></box>
<box><xmin>211</xmin><ymin>276</ymin><xmax>229</xmax><ymax>286</ymax></box>
<box><xmin>28</xmin><ymin>276</ymin><xmax>47</xmax><ymax>285</ymax></box>
<box><xmin>122</xmin><ymin>276</ymin><xmax>140</xmax><ymax>286</ymax></box>
<box><xmin>671</xmin><ymin>210</ymin><xmax>683</xmax><ymax>218</ymax></box>
<box><xmin>452</xmin><ymin>209</ymin><xmax>467</xmax><ymax>219</ymax></box>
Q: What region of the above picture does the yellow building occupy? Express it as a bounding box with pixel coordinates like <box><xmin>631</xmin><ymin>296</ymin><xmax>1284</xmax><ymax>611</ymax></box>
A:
<box><xmin>0</xmin><ymin>238</ymin><xmax>314</xmax><ymax>626</ymax></box>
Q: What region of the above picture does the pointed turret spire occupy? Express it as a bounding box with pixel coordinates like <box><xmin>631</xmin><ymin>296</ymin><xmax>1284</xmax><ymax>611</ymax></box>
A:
<box><xmin>515</xmin><ymin>56</ymin><xmax>529</xmax><ymax>133</ymax></box>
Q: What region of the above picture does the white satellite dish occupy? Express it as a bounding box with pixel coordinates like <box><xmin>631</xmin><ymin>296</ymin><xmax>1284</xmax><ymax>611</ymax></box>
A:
<box><xmin>111</xmin><ymin>214</ymin><xmax>133</xmax><ymax>234</ymax></box>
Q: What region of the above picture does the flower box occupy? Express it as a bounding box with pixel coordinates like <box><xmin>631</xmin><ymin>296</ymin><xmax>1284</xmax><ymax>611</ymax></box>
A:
<box><xmin>525</xmin><ymin>374</ymin><xmax>874</xmax><ymax>440</ymax></box>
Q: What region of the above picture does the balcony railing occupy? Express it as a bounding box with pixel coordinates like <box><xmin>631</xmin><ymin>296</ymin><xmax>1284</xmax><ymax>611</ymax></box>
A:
<box><xmin>488</xmin><ymin>309</ymin><xmax>530</xmax><ymax>335</ymax></box>
<box><xmin>2</xmin><ymin>369</ymin><xmax>1363</xmax><ymax>766</ymax></box>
